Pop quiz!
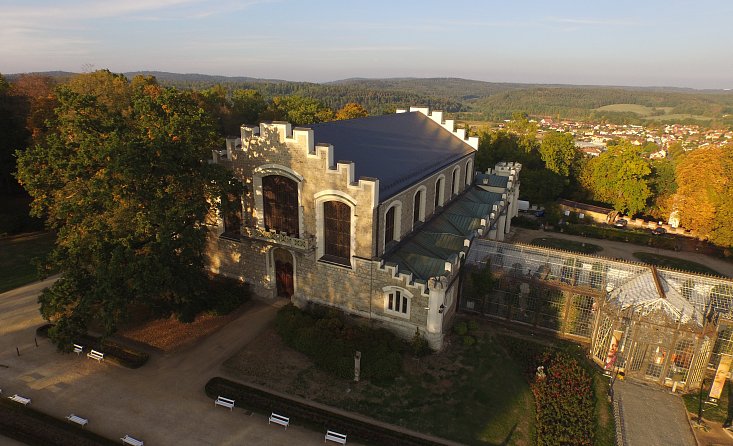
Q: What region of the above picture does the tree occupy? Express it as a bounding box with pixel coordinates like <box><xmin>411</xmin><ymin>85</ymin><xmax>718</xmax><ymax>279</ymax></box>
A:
<box><xmin>230</xmin><ymin>89</ymin><xmax>266</xmax><ymax>128</ymax></box>
<box><xmin>586</xmin><ymin>141</ymin><xmax>652</xmax><ymax>215</ymax></box>
<box><xmin>674</xmin><ymin>144</ymin><xmax>733</xmax><ymax>246</ymax></box>
<box><xmin>15</xmin><ymin>70</ymin><xmax>237</xmax><ymax>347</ymax></box>
<box><xmin>539</xmin><ymin>131</ymin><xmax>577</xmax><ymax>177</ymax></box>
<box><xmin>259</xmin><ymin>96</ymin><xmax>334</xmax><ymax>126</ymax></box>
<box><xmin>335</xmin><ymin>102</ymin><xmax>369</xmax><ymax>120</ymax></box>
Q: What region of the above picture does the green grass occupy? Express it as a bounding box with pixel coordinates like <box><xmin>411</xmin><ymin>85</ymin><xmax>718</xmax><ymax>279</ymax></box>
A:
<box><xmin>0</xmin><ymin>232</ymin><xmax>55</xmax><ymax>293</ymax></box>
<box><xmin>682</xmin><ymin>380</ymin><xmax>732</xmax><ymax>425</ymax></box>
<box><xmin>531</xmin><ymin>237</ymin><xmax>603</xmax><ymax>254</ymax></box>
<box><xmin>341</xmin><ymin>331</ymin><xmax>535</xmax><ymax>445</ymax></box>
<box><xmin>632</xmin><ymin>251</ymin><xmax>724</xmax><ymax>276</ymax></box>
<box><xmin>596</xmin><ymin>104</ymin><xmax>656</xmax><ymax>116</ymax></box>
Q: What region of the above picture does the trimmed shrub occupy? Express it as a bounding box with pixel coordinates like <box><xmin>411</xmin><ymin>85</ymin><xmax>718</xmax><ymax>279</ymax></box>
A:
<box><xmin>409</xmin><ymin>327</ymin><xmax>432</xmax><ymax>357</ymax></box>
<box><xmin>454</xmin><ymin>321</ymin><xmax>468</xmax><ymax>336</ymax></box>
<box><xmin>467</xmin><ymin>319</ymin><xmax>479</xmax><ymax>332</ymax></box>
<box><xmin>462</xmin><ymin>335</ymin><xmax>476</xmax><ymax>346</ymax></box>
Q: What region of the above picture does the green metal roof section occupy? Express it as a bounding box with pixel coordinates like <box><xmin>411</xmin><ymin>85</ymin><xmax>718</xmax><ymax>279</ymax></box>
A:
<box><xmin>383</xmin><ymin>185</ymin><xmax>504</xmax><ymax>283</ymax></box>
<box><xmin>475</xmin><ymin>172</ymin><xmax>509</xmax><ymax>188</ymax></box>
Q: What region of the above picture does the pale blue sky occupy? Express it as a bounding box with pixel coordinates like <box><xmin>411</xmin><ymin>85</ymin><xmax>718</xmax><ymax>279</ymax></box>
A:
<box><xmin>2</xmin><ymin>0</ymin><xmax>731</xmax><ymax>88</ymax></box>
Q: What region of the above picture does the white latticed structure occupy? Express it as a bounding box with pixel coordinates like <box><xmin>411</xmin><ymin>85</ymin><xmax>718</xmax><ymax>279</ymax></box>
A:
<box><xmin>464</xmin><ymin>240</ymin><xmax>733</xmax><ymax>390</ymax></box>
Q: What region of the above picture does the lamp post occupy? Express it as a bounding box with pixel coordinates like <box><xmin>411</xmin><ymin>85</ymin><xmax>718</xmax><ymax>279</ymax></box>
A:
<box><xmin>697</xmin><ymin>378</ymin><xmax>706</xmax><ymax>424</ymax></box>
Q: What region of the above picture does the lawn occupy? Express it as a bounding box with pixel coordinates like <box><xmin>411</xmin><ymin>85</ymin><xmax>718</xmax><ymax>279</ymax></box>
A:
<box><xmin>596</xmin><ymin>104</ymin><xmax>656</xmax><ymax>116</ymax></box>
<box><xmin>531</xmin><ymin>237</ymin><xmax>603</xmax><ymax>254</ymax></box>
<box><xmin>224</xmin><ymin>308</ymin><xmax>618</xmax><ymax>446</ymax></box>
<box><xmin>224</xmin><ymin>321</ymin><xmax>535</xmax><ymax>445</ymax></box>
<box><xmin>682</xmin><ymin>380</ymin><xmax>732</xmax><ymax>425</ymax></box>
<box><xmin>632</xmin><ymin>252</ymin><xmax>724</xmax><ymax>277</ymax></box>
<box><xmin>0</xmin><ymin>232</ymin><xmax>55</xmax><ymax>293</ymax></box>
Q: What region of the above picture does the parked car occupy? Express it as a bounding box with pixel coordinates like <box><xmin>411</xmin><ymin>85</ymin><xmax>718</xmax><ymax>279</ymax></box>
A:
<box><xmin>614</xmin><ymin>219</ymin><xmax>628</xmax><ymax>228</ymax></box>
<box><xmin>652</xmin><ymin>226</ymin><xmax>666</xmax><ymax>235</ymax></box>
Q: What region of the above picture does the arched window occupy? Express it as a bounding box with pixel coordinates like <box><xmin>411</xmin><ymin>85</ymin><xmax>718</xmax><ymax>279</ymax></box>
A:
<box><xmin>451</xmin><ymin>167</ymin><xmax>460</xmax><ymax>197</ymax></box>
<box><xmin>323</xmin><ymin>201</ymin><xmax>351</xmax><ymax>263</ymax></box>
<box><xmin>262</xmin><ymin>175</ymin><xmax>299</xmax><ymax>236</ymax></box>
<box><xmin>413</xmin><ymin>189</ymin><xmax>423</xmax><ymax>225</ymax></box>
<box><xmin>465</xmin><ymin>160</ymin><xmax>473</xmax><ymax>186</ymax></box>
<box><xmin>434</xmin><ymin>177</ymin><xmax>444</xmax><ymax>208</ymax></box>
<box><xmin>384</xmin><ymin>288</ymin><xmax>411</xmax><ymax>318</ymax></box>
<box><xmin>222</xmin><ymin>192</ymin><xmax>242</xmax><ymax>235</ymax></box>
<box><xmin>385</xmin><ymin>206</ymin><xmax>396</xmax><ymax>247</ymax></box>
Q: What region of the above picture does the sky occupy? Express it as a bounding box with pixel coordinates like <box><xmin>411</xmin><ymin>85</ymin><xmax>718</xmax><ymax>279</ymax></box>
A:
<box><xmin>2</xmin><ymin>0</ymin><xmax>732</xmax><ymax>89</ymax></box>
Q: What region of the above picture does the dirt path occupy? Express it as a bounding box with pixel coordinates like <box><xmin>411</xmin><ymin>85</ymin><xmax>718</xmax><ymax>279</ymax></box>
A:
<box><xmin>510</xmin><ymin>228</ymin><xmax>733</xmax><ymax>277</ymax></box>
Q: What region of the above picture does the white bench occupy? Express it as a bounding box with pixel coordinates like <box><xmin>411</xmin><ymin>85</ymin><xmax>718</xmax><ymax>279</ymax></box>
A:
<box><xmin>268</xmin><ymin>412</ymin><xmax>290</xmax><ymax>429</ymax></box>
<box><xmin>214</xmin><ymin>396</ymin><xmax>234</xmax><ymax>410</ymax></box>
<box><xmin>9</xmin><ymin>394</ymin><xmax>31</xmax><ymax>405</ymax></box>
<box><xmin>87</xmin><ymin>350</ymin><xmax>104</xmax><ymax>362</ymax></box>
<box><xmin>73</xmin><ymin>344</ymin><xmax>83</xmax><ymax>355</ymax></box>
<box><xmin>325</xmin><ymin>430</ymin><xmax>347</xmax><ymax>444</ymax></box>
<box><xmin>121</xmin><ymin>434</ymin><xmax>143</xmax><ymax>446</ymax></box>
<box><xmin>66</xmin><ymin>414</ymin><xmax>88</xmax><ymax>427</ymax></box>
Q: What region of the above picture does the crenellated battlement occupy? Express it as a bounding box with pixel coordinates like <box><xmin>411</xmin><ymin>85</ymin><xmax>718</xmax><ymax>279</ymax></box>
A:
<box><xmin>396</xmin><ymin>107</ymin><xmax>479</xmax><ymax>149</ymax></box>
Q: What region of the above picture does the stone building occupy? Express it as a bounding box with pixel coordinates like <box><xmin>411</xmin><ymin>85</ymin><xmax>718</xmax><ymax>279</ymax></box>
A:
<box><xmin>206</xmin><ymin>107</ymin><xmax>520</xmax><ymax>348</ymax></box>
<box><xmin>465</xmin><ymin>240</ymin><xmax>733</xmax><ymax>391</ymax></box>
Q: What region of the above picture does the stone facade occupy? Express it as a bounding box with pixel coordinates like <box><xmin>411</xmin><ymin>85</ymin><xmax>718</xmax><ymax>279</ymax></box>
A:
<box><xmin>206</xmin><ymin>107</ymin><xmax>517</xmax><ymax>349</ymax></box>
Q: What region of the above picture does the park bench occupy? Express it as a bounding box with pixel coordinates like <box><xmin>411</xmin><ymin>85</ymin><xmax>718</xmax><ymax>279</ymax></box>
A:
<box><xmin>268</xmin><ymin>412</ymin><xmax>290</xmax><ymax>429</ymax></box>
<box><xmin>73</xmin><ymin>344</ymin><xmax>83</xmax><ymax>355</ymax></box>
<box><xmin>214</xmin><ymin>396</ymin><xmax>235</xmax><ymax>411</ymax></box>
<box><xmin>325</xmin><ymin>429</ymin><xmax>347</xmax><ymax>444</ymax></box>
<box><xmin>66</xmin><ymin>414</ymin><xmax>88</xmax><ymax>428</ymax></box>
<box><xmin>121</xmin><ymin>434</ymin><xmax>143</xmax><ymax>446</ymax></box>
<box><xmin>9</xmin><ymin>394</ymin><xmax>31</xmax><ymax>405</ymax></box>
<box><xmin>87</xmin><ymin>349</ymin><xmax>104</xmax><ymax>362</ymax></box>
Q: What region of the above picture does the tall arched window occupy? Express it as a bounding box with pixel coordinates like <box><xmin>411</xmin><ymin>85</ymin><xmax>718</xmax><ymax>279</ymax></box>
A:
<box><xmin>451</xmin><ymin>168</ymin><xmax>460</xmax><ymax>197</ymax></box>
<box><xmin>323</xmin><ymin>201</ymin><xmax>351</xmax><ymax>263</ymax></box>
<box><xmin>413</xmin><ymin>190</ymin><xmax>423</xmax><ymax>225</ymax></box>
<box><xmin>385</xmin><ymin>206</ymin><xmax>396</xmax><ymax>247</ymax></box>
<box><xmin>434</xmin><ymin>177</ymin><xmax>444</xmax><ymax>208</ymax></box>
<box><xmin>262</xmin><ymin>175</ymin><xmax>299</xmax><ymax>236</ymax></box>
<box><xmin>465</xmin><ymin>160</ymin><xmax>473</xmax><ymax>186</ymax></box>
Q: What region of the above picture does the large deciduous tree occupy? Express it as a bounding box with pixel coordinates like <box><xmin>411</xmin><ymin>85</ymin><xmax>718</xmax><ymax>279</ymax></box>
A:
<box><xmin>539</xmin><ymin>131</ymin><xmax>577</xmax><ymax>177</ymax></box>
<box><xmin>674</xmin><ymin>144</ymin><xmax>733</xmax><ymax>246</ymax></box>
<box><xmin>259</xmin><ymin>96</ymin><xmax>334</xmax><ymax>126</ymax></box>
<box><xmin>584</xmin><ymin>141</ymin><xmax>652</xmax><ymax>215</ymax></box>
<box><xmin>16</xmin><ymin>70</ymin><xmax>236</xmax><ymax>347</ymax></box>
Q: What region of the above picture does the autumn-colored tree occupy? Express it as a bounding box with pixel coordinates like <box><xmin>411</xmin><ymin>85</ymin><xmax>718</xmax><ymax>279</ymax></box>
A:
<box><xmin>539</xmin><ymin>131</ymin><xmax>577</xmax><ymax>177</ymax></box>
<box><xmin>16</xmin><ymin>70</ymin><xmax>239</xmax><ymax>347</ymax></box>
<box><xmin>586</xmin><ymin>140</ymin><xmax>652</xmax><ymax>214</ymax></box>
<box><xmin>674</xmin><ymin>144</ymin><xmax>733</xmax><ymax>246</ymax></box>
<box><xmin>335</xmin><ymin>102</ymin><xmax>369</xmax><ymax>120</ymax></box>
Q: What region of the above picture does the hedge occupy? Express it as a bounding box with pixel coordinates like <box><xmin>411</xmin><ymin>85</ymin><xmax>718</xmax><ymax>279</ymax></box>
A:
<box><xmin>532</xmin><ymin>352</ymin><xmax>595</xmax><ymax>446</ymax></box>
<box><xmin>36</xmin><ymin>324</ymin><xmax>149</xmax><ymax>369</ymax></box>
<box><xmin>205</xmin><ymin>377</ymin><xmax>455</xmax><ymax>446</ymax></box>
<box><xmin>0</xmin><ymin>398</ymin><xmax>118</xmax><ymax>446</ymax></box>
<box><xmin>560</xmin><ymin>224</ymin><xmax>678</xmax><ymax>250</ymax></box>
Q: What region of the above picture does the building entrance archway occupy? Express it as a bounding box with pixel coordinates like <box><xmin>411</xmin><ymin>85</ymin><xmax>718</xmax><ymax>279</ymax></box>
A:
<box><xmin>273</xmin><ymin>248</ymin><xmax>294</xmax><ymax>298</ymax></box>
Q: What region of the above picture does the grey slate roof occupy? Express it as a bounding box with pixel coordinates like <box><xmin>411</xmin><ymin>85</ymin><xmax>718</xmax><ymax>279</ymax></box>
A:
<box><xmin>308</xmin><ymin>112</ymin><xmax>475</xmax><ymax>201</ymax></box>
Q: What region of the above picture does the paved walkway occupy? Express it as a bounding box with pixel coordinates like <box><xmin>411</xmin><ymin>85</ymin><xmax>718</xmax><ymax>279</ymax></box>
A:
<box><xmin>614</xmin><ymin>380</ymin><xmax>696</xmax><ymax>446</ymax></box>
<box><xmin>510</xmin><ymin>227</ymin><xmax>733</xmax><ymax>277</ymax></box>
<box><xmin>0</xmin><ymin>277</ymin><xmax>361</xmax><ymax>446</ymax></box>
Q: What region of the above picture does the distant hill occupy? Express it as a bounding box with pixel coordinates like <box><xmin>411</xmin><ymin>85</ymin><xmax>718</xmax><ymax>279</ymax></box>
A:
<box><xmin>5</xmin><ymin>71</ymin><xmax>733</xmax><ymax>127</ymax></box>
